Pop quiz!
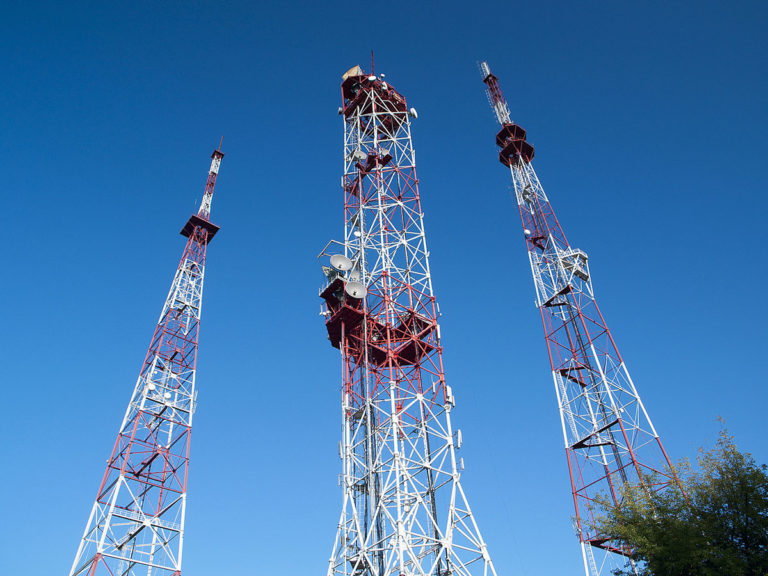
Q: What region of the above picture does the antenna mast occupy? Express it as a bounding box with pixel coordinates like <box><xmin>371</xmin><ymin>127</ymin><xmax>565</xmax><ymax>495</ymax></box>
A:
<box><xmin>480</xmin><ymin>60</ymin><xmax>681</xmax><ymax>576</ymax></box>
<box><xmin>320</xmin><ymin>64</ymin><xmax>504</xmax><ymax>576</ymax></box>
<box><xmin>68</xmin><ymin>147</ymin><xmax>224</xmax><ymax>576</ymax></box>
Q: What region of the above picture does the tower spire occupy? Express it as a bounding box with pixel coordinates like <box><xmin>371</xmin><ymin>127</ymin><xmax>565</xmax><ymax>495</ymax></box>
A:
<box><xmin>197</xmin><ymin>146</ymin><xmax>224</xmax><ymax>220</ymax></box>
<box><xmin>480</xmin><ymin>61</ymin><xmax>511</xmax><ymax>125</ymax></box>
<box><xmin>480</xmin><ymin>60</ymin><xmax>681</xmax><ymax>576</ymax></box>
<box><xmin>321</xmin><ymin>65</ymin><xmax>503</xmax><ymax>576</ymax></box>
<box><xmin>68</xmin><ymin>148</ymin><xmax>224</xmax><ymax>576</ymax></box>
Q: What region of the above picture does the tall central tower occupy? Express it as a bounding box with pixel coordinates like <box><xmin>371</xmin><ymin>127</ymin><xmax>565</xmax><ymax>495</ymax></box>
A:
<box><xmin>69</xmin><ymin>148</ymin><xmax>224</xmax><ymax>576</ymax></box>
<box><xmin>479</xmin><ymin>61</ymin><xmax>680</xmax><ymax>576</ymax></box>
<box><xmin>320</xmin><ymin>66</ymin><xmax>499</xmax><ymax>576</ymax></box>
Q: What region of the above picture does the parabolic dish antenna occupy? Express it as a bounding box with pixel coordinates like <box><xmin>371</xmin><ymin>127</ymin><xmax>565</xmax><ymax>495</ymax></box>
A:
<box><xmin>345</xmin><ymin>281</ymin><xmax>366</xmax><ymax>299</ymax></box>
<box><xmin>347</xmin><ymin>271</ymin><xmax>361</xmax><ymax>282</ymax></box>
<box><xmin>330</xmin><ymin>254</ymin><xmax>353</xmax><ymax>272</ymax></box>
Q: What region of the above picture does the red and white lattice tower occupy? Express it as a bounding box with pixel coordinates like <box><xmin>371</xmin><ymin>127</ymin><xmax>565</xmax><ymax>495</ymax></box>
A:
<box><xmin>319</xmin><ymin>65</ymin><xmax>500</xmax><ymax>576</ymax></box>
<box><xmin>480</xmin><ymin>61</ymin><xmax>680</xmax><ymax>576</ymax></box>
<box><xmin>69</xmin><ymin>148</ymin><xmax>224</xmax><ymax>576</ymax></box>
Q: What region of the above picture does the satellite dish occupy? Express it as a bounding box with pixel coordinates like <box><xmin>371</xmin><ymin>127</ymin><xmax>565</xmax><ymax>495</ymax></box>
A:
<box><xmin>349</xmin><ymin>149</ymin><xmax>366</xmax><ymax>162</ymax></box>
<box><xmin>321</xmin><ymin>265</ymin><xmax>336</xmax><ymax>280</ymax></box>
<box><xmin>342</xmin><ymin>65</ymin><xmax>364</xmax><ymax>81</ymax></box>
<box><xmin>330</xmin><ymin>254</ymin><xmax>353</xmax><ymax>271</ymax></box>
<box><xmin>345</xmin><ymin>281</ymin><xmax>366</xmax><ymax>299</ymax></box>
<box><xmin>347</xmin><ymin>271</ymin><xmax>361</xmax><ymax>282</ymax></box>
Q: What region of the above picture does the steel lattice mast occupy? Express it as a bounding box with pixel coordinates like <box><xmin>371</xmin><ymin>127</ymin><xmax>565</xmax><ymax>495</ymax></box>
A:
<box><xmin>479</xmin><ymin>61</ymin><xmax>680</xmax><ymax>576</ymax></box>
<box><xmin>319</xmin><ymin>65</ymin><xmax>500</xmax><ymax>576</ymax></box>
<box><xmin>69</xmin><ymin>148</ymin><xmax>224</xmax><ymax>576</ymax></box>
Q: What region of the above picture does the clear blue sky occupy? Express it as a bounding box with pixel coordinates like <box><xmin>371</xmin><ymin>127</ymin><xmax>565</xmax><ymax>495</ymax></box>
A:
<box><xmin>1</xmin><ymin>2</ymin><xmax>766</xmax><ymax>575</ymax></box>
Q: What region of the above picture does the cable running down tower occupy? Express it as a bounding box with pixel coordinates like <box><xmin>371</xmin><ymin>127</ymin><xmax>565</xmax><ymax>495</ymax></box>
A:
<box><xmin>69</xmin><ymin>148</ymin><xmax>224</xmax><ymax>576</ymax></box>
<box><xmin>480</xmin><ymin>61</ymin><xmax>679</xmax><ymax>576</ymax></box>
<box><xmin>320</xmin><ymin>65</ymin><xmax>500</xmax><ymax>576</ymax></box>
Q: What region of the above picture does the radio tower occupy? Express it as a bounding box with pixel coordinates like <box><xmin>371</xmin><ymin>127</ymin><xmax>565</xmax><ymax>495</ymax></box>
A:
<box><xmin>479</xmin><ymin>61</ymin><xmax>680</xmax><ymax>576</ymax></box>
<box><xmin>319</xmin><ymin>65</ymin><xmax>500</xmax><ymax>576</ymax></box>
<box><xmin>69</xmin><ymin>147</ymin><xmax>224</xmax><ymax>576</ymax></box>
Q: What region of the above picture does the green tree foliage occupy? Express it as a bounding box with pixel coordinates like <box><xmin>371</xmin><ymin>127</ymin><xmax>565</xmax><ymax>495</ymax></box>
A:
<box><xmin>598</xmin><ymin>429</ymin><xmax>768</xmax><ymax>576</ymax></box>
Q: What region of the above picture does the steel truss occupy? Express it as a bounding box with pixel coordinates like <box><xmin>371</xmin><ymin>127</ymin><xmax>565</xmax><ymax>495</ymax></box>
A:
<box><xmin>480</xmin><ymin>61</ymin><xmax>680</xmax><ymax>576</ymax></box>
<box><xmin>69</xmin><ymin>149</ymin><xmax>224</xmax><ymax>576</ymax></box>
<box><xmin>320</xmin><ymin>66</ymin><xmax>500</xmax><ymax>576</ymax></box>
